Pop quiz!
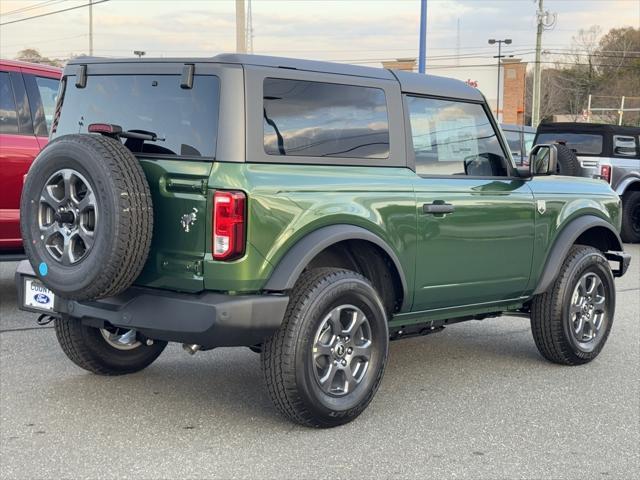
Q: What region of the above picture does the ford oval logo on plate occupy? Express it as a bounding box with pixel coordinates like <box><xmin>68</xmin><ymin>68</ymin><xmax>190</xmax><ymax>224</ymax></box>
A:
<box><xmin>34</xmin><ymin>293</ymin><xmax>50</xmax><ymax>304</ymax></box>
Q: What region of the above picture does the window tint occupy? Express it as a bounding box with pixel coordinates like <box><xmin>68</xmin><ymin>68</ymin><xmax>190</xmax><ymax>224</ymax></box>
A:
<box><xmin>35</xmin><ymin>76</ymin><xmax>59</xmax><ymax>135</ymax></box>
<box><xmin>55</xmin><ymin>74</ymin><xmax>219</xmax><ymax>157</ymax></box>
<box><xmin>535</xmin><ymin>132</ymin><xmax>603</xmax><ymax>155</ymax></box>
<box><xmin>613</xmin><ymin>135</ymin><xmax>637</xmax><ymax>157</ymax></box>
<box><xmin>406</xmin><ymin>96</ymin><xmax>509</xmax><ymax>176</ymax></box>
<box><xmin>503</xmin><ymin>130</ymin><xmax>522</xmax><ymax>157</ymax></box>
<box><xmin>263</xmin><ymin>78</ymin><xmax>389</xmax><ymax>159</ymax></box>
<box><xmin>0</xmin><ymin>72</ymin><xmax>19</xmax><ymax>134</ymax></box>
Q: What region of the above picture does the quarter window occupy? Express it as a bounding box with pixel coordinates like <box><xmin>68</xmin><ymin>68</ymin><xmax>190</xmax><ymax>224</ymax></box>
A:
<box><xmin>406</xmin><ymin>96</ymin><xmax>509</xmax><ymax>176</ymax></box>
<box><xmin>613</xmin><ymin>135</ymin><xmax>637</xmax><ymax>157</ymax></box>
<box><xmin>35</xmin><ymin>76</ymin><xmax>60</xmax><ymax>135</ymax></box>
<box><xmin>263</xmin><ymin>78</ymin><xmax>390</xmax><ymax>159</ymax></box>
<box><xmin>0</xmin><ymin>72</ymin><xmax>19</xmax><ymax>134</ymax></box>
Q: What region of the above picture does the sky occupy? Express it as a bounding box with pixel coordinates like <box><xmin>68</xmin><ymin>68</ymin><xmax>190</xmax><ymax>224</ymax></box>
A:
<box><xmin>1</xmin><ymin>0</ymin><xmax>639</xmax><ymax>102</ymax></box>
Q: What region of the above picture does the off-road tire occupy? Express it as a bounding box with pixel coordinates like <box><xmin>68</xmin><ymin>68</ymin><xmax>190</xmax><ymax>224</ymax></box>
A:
<box><xmin>20</xmin><ymin>134</ymin><xmax>153</xmax><ymax>300</ymax></box>
<box><xmin>55</xmin><ymin>317</ymin><xmax>167</xmax><ymax>375</ymax></box>
<box><xmin>530</xmin><ymin>245</ymin><xmax>615</xmax><ymax>365</ymax></box>
<box><xmin>261</xmin><ymin>268</ymin><xmax>389</xmax><ymax>428</ymax></box>
<box><xmin>555</xmin><ymin>143</ymin><xmax>581</xmax><ymax>176</ymax></box>
<box><xmin>620</xmin><ymin>190</ymin><xmax>640</xmax><ymax>243</ymax></box>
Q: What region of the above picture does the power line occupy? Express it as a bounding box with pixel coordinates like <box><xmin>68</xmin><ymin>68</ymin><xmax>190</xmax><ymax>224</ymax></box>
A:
<box><xmin>0</xmin><ymin>0</ymin><xmax>109</xmax><ymax>26</ymax></box>
<box><xmin>0</xmin><ymin>0</ymin><xmax>67</xmax><ymax>17</ymax></box>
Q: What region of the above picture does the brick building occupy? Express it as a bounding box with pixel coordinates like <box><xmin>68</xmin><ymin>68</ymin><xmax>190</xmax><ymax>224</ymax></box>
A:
<box><xmin>501</xmin><ymin>58</ymin><xmax>527</xmax><ymax>125</ymax></box>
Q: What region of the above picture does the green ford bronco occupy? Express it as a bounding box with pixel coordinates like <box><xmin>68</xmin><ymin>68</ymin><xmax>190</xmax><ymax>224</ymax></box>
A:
<box><xmin>16</xmin><ymin>54</ymin><xmax>630</xmax><ymax>427</ymax></box>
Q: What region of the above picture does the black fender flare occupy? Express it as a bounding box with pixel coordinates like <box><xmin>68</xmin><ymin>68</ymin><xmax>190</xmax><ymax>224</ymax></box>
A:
<box><xmin>263</xmin><ymin>224</ymin><xmax>408</xmax><ymax>304</ymax></box>
<box><xmin>533</xmin><ymin>215</ymin><xmax>623</xmax><ymax>295</ymax></box>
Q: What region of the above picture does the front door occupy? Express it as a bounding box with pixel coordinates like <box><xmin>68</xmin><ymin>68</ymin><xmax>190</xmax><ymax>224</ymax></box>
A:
<box><xmin>405</xmin><ymin>95</ymin><xmax>535</xmax><ymax>311</ymax></box>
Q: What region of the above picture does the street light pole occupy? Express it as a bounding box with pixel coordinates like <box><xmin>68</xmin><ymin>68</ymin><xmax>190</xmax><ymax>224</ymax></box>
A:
<box><xmin>488</xmin><ymin>38</ymin><xmax>512</xmax><ymax>120</ymax></box>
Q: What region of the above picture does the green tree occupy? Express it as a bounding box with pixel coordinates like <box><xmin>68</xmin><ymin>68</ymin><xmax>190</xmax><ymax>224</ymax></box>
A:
<box><xmin>15</xmin><ymin>48</ymin><xmax>63</xmax><ymax>67</ymax></box>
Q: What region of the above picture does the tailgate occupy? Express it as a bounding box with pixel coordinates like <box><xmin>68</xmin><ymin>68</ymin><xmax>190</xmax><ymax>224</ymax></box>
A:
<box><xmin>135</xmin><ymin>158</ymin><xmax>212</xmax><ymax>292</ymax></box>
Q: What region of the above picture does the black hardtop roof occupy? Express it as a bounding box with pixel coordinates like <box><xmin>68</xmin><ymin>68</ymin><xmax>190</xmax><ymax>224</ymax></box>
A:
<box><xmin>537</xmin><ymin>122</ymin><xmax>640</xmax><ymax>135</ymax></box>
<box><xmin>65</xmin><ymin>53</ymin><xmax>483</xmax><ymax>101</ymax></box>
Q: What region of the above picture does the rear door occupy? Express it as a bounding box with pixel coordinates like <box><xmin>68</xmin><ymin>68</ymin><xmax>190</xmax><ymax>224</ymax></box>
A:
<box><xmin>51</xmin><ymin>64</ymin><xmax>226</xmax><ymax>292</ymax></box>
<box><xmin>406</xmin><ymin>95</ymin><xmax>535</xmax><ymax>311</ymax></box>
<box><xmin>0</xmin><ymin>70</ymin><xmax>41</xmax><ymax>251</ymax></box>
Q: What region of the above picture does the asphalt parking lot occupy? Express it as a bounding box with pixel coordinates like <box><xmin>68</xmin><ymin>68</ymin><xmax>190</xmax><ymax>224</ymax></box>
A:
<box><xmin>1</xmin><ymin>246</ymin><xmax>638</xmax><ymax>479</ymax></box>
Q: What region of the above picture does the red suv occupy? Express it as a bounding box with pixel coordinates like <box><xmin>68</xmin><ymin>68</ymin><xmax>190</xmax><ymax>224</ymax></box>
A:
<box><xmin>0</xmin><ymin>60</ymin><xmax>61</xmax><ymax>260</ymax></box>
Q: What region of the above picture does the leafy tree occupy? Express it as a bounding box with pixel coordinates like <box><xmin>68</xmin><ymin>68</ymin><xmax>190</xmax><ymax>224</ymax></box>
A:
<box><xmin>15</xmin><ymin>48</ymin><xmax>64</xmax><ymax>67</ymax></box>
<box><xmin>525</xmin><ymin>26</ymin><xmax>640</xmax><ymax>125</ymax></box>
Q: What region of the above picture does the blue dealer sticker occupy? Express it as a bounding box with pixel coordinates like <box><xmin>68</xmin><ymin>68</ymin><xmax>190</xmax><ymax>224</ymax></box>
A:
<box><xmin>39</xmin><ymin>262</ymin><xmax>48</xmax><ymax>276</ymax></box>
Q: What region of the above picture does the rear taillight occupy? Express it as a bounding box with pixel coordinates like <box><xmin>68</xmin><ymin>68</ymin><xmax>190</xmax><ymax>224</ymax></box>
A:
<box><xmin>600</xmin><ymin>165</ymin><xmax>612</xmax><ymax>183</ymax></box>
<box><xmin>212</xmin><ymin>190</ymin><xmax>246</xmax><ymax>260</ymax></box>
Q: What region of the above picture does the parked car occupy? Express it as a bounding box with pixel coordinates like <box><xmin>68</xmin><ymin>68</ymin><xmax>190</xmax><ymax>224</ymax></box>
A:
<box><xmin>501</xmin><ymin>123</ymin><xmax>536</xmax><ymax>165</ymax></box>
<box><xmin>16</xmin><ymin>55</ymin><xmax>630</xmax><ymax>428</ymax></box>
<box><xmin>0</xmin><ymin>60</ymin><xmax>61</xmax><ymax>260</ymax></box>
<box><xmin>535</xmin><ymin>122</ymin><xmax>640</xmax><ymax>242</ymax></box>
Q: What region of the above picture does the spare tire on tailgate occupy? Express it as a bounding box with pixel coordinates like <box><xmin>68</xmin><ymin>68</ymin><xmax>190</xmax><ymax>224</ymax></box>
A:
<box><xmin>555</xmin><ymin>143</ymin><xmax>581</xmax><ymax>176</ymax></box>
<box><xmin>20</xmin><ymin>134</ymin><xmax>153</xmax><ymax>301</ymax></box>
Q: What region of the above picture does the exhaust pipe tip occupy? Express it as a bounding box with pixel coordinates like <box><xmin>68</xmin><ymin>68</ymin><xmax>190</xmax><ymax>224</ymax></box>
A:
<box><xmin>182</xmin><ymin>343</ymin><xmax>201</xmax><ymax>355</ymax></box>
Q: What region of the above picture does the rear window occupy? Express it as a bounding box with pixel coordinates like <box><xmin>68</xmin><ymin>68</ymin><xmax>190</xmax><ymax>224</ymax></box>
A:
<box><xmin>54</xmin><ymin>74</ymin><xmax>219</xmax><ymax>157</ymax></box>
<box><xmin>263</xmin><ymin>78</ymin><xmax>389</xmax><ymax>159</ymax></box>
<box><xmin>536</xmin><ymin>132</ymin><xmax>603</xmax><ymax>155</ymax></box>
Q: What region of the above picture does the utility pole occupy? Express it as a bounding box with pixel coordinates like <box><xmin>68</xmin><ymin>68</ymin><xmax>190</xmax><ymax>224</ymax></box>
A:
<box><xmin>489</xmin><ymin>38</ymin><xmax>512</xmax><ymax>120</ymax></box>
<box><xmin>531</xmin><ymin>0</ymin><xmax>544</xmax><ymax>127</ymax></box>
<box><xmin>418</xmin><ymin>0</ymin><xmax>427</xmax><ymax>73</ymax></box>
<box><xmin>89</xmin><ymin>0</ymin><xmax>93</xmax><ymax>55</ymax></box>
<box><xmin>246</xmin><ymin>0</ymin><xmax>253</xmax><ymax>54</ymax></box>
<box><xmin>531</xmin><ymin>0</ymin><xmax>556</xmax><ymax>127</ymax></box>
<box><xmin>456</xmin><ymin>18</ymin><xmax>461</xmax><ymax>66</ymax></box>
<box><xmin>236</xmin><ymin>0</ymin><xmax>246</xmax><ymax>54</ymax></box>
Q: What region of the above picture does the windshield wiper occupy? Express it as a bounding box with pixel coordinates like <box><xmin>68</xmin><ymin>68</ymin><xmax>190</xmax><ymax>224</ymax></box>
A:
<box><xmin>88</xmin><ymin>123</ymin><xmax>164</xmax><ymax>141</ymax></box>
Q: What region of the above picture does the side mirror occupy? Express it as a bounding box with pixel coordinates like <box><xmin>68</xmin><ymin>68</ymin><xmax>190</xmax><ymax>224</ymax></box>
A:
<box><xmin>527</xmin><ymin>144</ymin><xmax>558</xmax><ymax>176</ymax></box>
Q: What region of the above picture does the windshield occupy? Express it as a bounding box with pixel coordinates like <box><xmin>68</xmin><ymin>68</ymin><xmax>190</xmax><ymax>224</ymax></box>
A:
<box><xmin>54</xmin><ymin>74</ymin><xmax>219</xmax><ymax>158</ymax></box>
<box><xmin>536</xmin><ymin>132</ymin><xmax>603</xmax><ymax>155</ymax></box>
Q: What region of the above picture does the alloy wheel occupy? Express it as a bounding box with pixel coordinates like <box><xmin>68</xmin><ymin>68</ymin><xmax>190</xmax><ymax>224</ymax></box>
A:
<box><xmin>569</xmin><ymin>272</ymin><xmax>607</xmax><ymax>346</ymax></box>
<box><xmin>38</xmin><ymin>168</ymin><xmax>97</xmax><ymax>265</ymax></box>
<box><xmin>311</xmin><ymin>304</ymin><xmax>373</xmax><ymax>396</ymax></box>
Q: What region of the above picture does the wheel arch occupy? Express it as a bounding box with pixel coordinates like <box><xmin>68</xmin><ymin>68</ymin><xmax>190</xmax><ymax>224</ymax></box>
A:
<box><xmin>263</xmin><ymin>225</ymin><xmax>408</xmax><ymax>312</ymax></box>
<box><xmin>615</xmin><ymin>175</ymin><xmax>640</xmax><ymax>196</ymax></box>
<box><xmin>533</xmin><ymin>215</ymin><xmax>623</xmax><ymax>295</ymax></box>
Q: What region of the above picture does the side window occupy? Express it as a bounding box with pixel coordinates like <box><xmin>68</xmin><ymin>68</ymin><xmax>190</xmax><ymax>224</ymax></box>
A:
<box><xmin>0</xmin><ymin>71</ymin><xmax>19</xmax><ymax>134</ymax></box>
<box><xmin>523</xmin><ymin>132</ymin><xmax>536</xmax><ymax>156</ymax></box>
<box><xmin>35</xmin><ymin>76</ymin><xmax>59</xmax><ymax>135</ymax></box>
<box><xmin>613</xmin><ymin>135</ymin><xmax>638</xmax><ymax>157</ymax></box>
<box><xmin>503</xmin><ymin>130</ymin><xmax>523</xmax><ymax>158</ymax></box>
<box><xmin>263</xmin><ymin>78</ymin><xmax>389</xmax><ymax>159</ymax></box>
<box><xmin>406</xmin><ymin>96</ymin><xmax>509</xmax><ymax>177</ymax></box>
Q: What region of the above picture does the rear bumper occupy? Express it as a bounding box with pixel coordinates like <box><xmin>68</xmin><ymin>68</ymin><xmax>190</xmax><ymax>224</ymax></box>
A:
<box><xmin>15</xmin><ymin>261</ymin><xmax>289</xmax><ymax>349</ymax></box>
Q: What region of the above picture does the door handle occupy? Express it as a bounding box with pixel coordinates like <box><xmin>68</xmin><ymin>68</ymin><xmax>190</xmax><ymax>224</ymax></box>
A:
<box><xmin>423</xmin><ymin>202</ymin><xmax>455</xmax><ymax>215</ymax></box>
